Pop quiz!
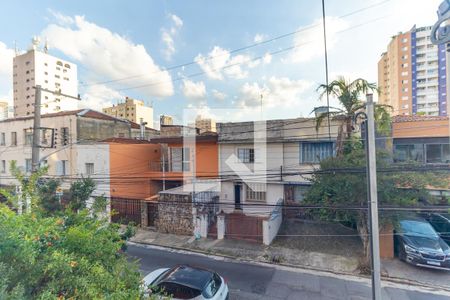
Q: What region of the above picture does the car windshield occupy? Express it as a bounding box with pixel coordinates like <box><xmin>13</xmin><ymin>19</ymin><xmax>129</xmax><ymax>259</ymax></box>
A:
<box><xmin>156</xmin><ymin>282</ymin><xmax>201</xmax><ymax>299</ymax></box>
<box><xmin>399</xmin><ymin>220</ymin><xmax>438</xmax><ymax>237</ymax></box>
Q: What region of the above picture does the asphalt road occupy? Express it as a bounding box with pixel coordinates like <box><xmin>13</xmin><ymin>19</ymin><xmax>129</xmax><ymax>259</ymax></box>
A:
<box><xmin>127</xmin><ymin>243</ymin><xmax>450</xmax><ymax>300</ymax></box>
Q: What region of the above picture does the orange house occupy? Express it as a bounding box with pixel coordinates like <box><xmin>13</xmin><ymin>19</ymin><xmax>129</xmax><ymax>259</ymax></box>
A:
<box><xmin>105</xmin><ymin>134</ymin><xmax>219</xmax><ymax>225</ymax></box>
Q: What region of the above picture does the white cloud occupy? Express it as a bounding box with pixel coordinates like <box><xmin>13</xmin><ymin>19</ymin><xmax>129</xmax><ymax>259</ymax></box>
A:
<box><xmin>0</xmin><ymin>42</ymin><xmax>14</xmax><ymax>106</ymax></box>
<box><xmin>195</xmin><ymin>46</ymin><xmax>270</xmax><ymax>81</ymax></box>
<box><xmin>181</xmin><ymin>79</ymin><xmax>206</xmax><ymax>105</ymax></box>
<box><xmin>47</xmin><ymin>8</ymin><xmax>74</xmax><ymax>25</ymax></box>
<box><xmin>212</xmin><ymin>89</ymin><xmax>226</xmax><ymax>101</ymax></box>
<box><xmin>253</xmin><ymin>33</ymin><xmax>267</xmax><ymax>43</ymax></box>
<box><xmin>80</xmin><ymin>84</ymin><xmax>124</xmax><ymax>111</ymax></box>
<box><xmin>161</xmin><ymin>13</ymin><xmax>183</xmax><ymax>60</ymax></box>
<box><xmin>42</xmin><ymin>14</ymin><xmax>173</xmax><ymax>98</ymax></box>
<box><xmin>237</xmin><ymin>76</ymin><xmax>313</xmax><ymax>108</ymax></box>
<box><xmin>289</xmin><ymin>16</ymin><xmax>348</xmax><ymax>63</ymax></box>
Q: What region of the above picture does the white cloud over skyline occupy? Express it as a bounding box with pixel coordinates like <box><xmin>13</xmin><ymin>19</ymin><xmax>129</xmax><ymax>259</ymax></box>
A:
<box><xmin>161</xmin><ymin>13</ymin><xmax>183</xmax><ymax>61</ymax></box>
<box><xmin>181</xmin><ymin>79</ymin><xmax>207</xmax><ymax>105</ymax></box>
<box><xmin>42</xmin><ymin>14</ymin><xmax>174</xmax><ymax>102</ymax></box>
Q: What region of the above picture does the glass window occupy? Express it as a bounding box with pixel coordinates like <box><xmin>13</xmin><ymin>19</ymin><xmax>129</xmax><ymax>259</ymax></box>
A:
<box><xmin>24</xmin><ymin>129</ymin><xmax>33</xmax><ymax>145</ymax></box>
<box><xmin>301</xmin><ymin>142</ymin><xmax>334</xmax><ymax>163</ymax></box>
<box><xmin>182</xmin><ymin>148</ymin><xmax>190</xmax><ymax>171</ymax></box>
<box><xmin>25</xmin><ymin>159</ymin><xmax>32</xmax><ymax>173</ymax></box>
<box><xmin>394</xmin><ymin>144</ymin><xmax>424</xmax><ymax>163</ymax></box>
<box><xmin>11</xmin><ymin>132</ymin><xmax>17</xmax><ymax>146</ymax></box>
<box><xmin>245</xmin><ymin>183</ymin><xmax>266</xmax><ymax>202</ymax></box>
<box><xmin>156</xmin><ymin>282</ymin><xmax>201</xmax><ymax>299</ymax></box>
<box><xmin>237</xmin><ymin>148</ymin><xmax>254</xmax><ymax>163</ymax></box>
<box><xmin>202</xmin><ymin>274</ymin><xmax>222</xmax><ymax>299</ymax></box>
<box><xmin>426</xmin><ymin>144</ymin><xmax>450</xmax><ymax>164</ymax></box>
<box><xmin>1</xmin><ymin>160</ymin><xmax>5</xmax><ymax>173</ymax></box>
<box><xmin>0</xmin><ymin>133</ymin><xmax>5</xmax><ymax>146</ymax></box>
<box><xmin>85</xmin><ymin>163</ymin><xmax>94</xmax><ymax>175</ymax></box>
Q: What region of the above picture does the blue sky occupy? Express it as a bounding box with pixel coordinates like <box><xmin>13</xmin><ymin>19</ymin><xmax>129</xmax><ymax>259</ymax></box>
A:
<box><xmin>0</xmin><ymin>0</ymin><xmax>442</xmax><ymax>126</ymax></box>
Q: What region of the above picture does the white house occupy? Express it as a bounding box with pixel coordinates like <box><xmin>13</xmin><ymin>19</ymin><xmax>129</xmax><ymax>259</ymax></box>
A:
<box><xmin>217</xmin><ymin>117</ymin><xmax>343</xmax><ymax>244</ymax></box>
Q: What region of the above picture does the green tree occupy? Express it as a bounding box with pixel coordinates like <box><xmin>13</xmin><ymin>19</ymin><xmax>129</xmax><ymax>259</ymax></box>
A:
<box><xmin>0</xmin><ymin>205</ymin><xmax>145</xmax><ymax>299</ymax></box>
<box><xmin>305</xmin><ymin>147</ymin><xmax>447</xmax><ymax>269</ymax></box>
<box><xmin>314</xmin><ymin>77</ymin><xmax>392</xmax><ymax>155</ymax></box>
<box><xmin>69</xmin><ymin>177</ymin><xmax>96</xmax><ymax>212</ymax></box>
<box><xmin>37</xmin><ymin>179</ymin><xmax>63</xmax><ymax>215</ymax></box>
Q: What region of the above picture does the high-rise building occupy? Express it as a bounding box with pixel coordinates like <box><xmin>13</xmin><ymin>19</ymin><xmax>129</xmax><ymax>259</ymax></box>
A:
<box><xmin>194</xmin><ymin>115</ymin><xmax>216</xmax><ymax>133</ymax></box>
<box><xmin>160</xmin><ymin>114</ymin><xmax>174</xmax><ymax>126</ymax></box>
<box><xmin>13</xmin><ymin>37</ymin><xmax>79</xmax><ymax>118</ymax></box>
<box><xmin>102</xmin><ymin>97</ymin><xmax>154</xmax><ymax>128</ymax></box>
<box><xmin>0</xmin><ymin>101</ymin><xmax>8</xmax><ymax>120</ymax></box>
<box><xmin>378</xmin><ymin>25</ymin><xmax>447</xmax><ymax>116</ymax></box>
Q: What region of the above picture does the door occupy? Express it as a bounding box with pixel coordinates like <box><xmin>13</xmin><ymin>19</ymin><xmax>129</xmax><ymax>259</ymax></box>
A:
<box><xmin>234</xmin><ymin>184</ymin><xmax>241</xmax><ymax>210</ymax></box>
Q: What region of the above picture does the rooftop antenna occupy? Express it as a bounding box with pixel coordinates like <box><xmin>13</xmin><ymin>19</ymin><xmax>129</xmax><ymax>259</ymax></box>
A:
<box><xmin>43</xmin><ymin>38</ymin><xmax>49</xmax><ymax>54</ymax></box>
<box><xmin>13</xmin><ymin>40</ymin><xmax>19</xmax><ymax>56</ymax></box>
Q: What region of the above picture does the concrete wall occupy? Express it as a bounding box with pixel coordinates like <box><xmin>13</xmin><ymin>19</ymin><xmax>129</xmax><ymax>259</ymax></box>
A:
<box><xmin>77</xmin><ymin>117</ymin><xmax>130</xmax><ymax>141</ymax></box>
<box><xmin>263</xmin><ymin>211</ymin><xmax>283</xmax><ymax>245</ymax></box>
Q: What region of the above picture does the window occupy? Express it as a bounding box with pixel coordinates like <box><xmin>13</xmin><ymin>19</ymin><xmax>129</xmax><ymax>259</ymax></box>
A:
<box><xmin>0</xmin><ymin>133</ymin><xmax>5</xmax><ymax>146</ymax></box>
<box><xmin>57</xmin><ymin>160</ymin><xmax>68</xmax><ymax>175</ymax></box>
<box><xmin>401</xmin><ymin>38</ymin><xmax>408</xmax><ymax>43</ymax></box>
<box><xmin>401</xmin><ymin>46</ymin><xmax>408</xmax><ymax>51</ymax></box>
<box><xmin>426</xmin><ymin>144</ymin><xmax>450</xmax><ymax>164</ymax></box>
<box><xmin>1</xmin><ymin>160</ymin><xmax>5</xmax><ymax>173</ymax></box>
<box><xmin>394</xmin><ymin>144</ymin><xmax>424</xmax><ymax>163</ymax></box>
<box><xmin>24</xmin><ymin>129</ymin><xmax>33</xmax><ymax>145</ymax></box>
<box><xmin>64</xmin><ymin>63</ymin><xmax>71</xmax><ymax>69</ymax></box>
<box><xmin>301</xmin><ymin>142</ymin><xmax>334</xmax><ymax>163</ymax></box>
<box><xmin>237</xmin><ymin>148</ymin><xmax>254</xmax><ymax>163</ymax></box>
<box><xmin>202</xmin><ymin>274</ymin><xmax>222</xmax><ymax>299</ymax></box>
<box><xmin>11</xmin><ymin>132</ymin><xmax>17</xmax><ymax>146</ymax></box>
<box><xmin>61</xmin><ymin>127</ymin><xmax>69</xmax><ymax>145</ymax></box>
<box><xmin>170</xmin><ymin>147</ymin><xmax>190</xmax><ymax>171</ymax></box>
<box><xmin>245</xmin><ymin>183</ymin><xmax>266</xmax><ymax>202</ymax></box>
<box><xmin>85</xmin><ymin>163</ymin><xmax>94</xmax><ymax>175</ymax></box>
<box><xmin>401</xmin><ymin>71</ymin><xmax>408</xmax><ymax>76</ymax></box>
<box><xmin>25</xmin><ymin>159</ymin><xmax>32</xmax><ymax>173</ymax></box>
<box><xmin>56</xmin><ymin>61</ymin><xmax>63</xmax><ymax>66</ymax></box>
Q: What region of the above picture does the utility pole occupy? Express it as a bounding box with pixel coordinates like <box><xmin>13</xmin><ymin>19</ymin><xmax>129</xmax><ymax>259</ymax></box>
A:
<box><xmin>321</xmin><ymin>0</ymin><xmax>332</xmax><ymax>141</ymax></box>
<box><xmin>366</xmin><ymin>94</ymin><xmax>381</xmax><ymax>299</ymax></box>
<box><xmin>31</xmin><ymin>85</ymin><xmax>42</xmax><ymax>172</ymax></box>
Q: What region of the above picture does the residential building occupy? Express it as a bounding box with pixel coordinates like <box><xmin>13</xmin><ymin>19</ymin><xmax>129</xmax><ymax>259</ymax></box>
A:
<box><xmin>392</xmin><ymin>115</ymin><xmax>449</xmax><ymax>164</ymax></box>
<box><xmin>13</xmin><ymin>37</ymin><xmax>78</xmax><ymax>117</ymax></box>
<box><xmin>217</xmin><ymin>117</ymin><xmax>342</xmax><ymax>244</ymax></box>
<box><xmin>0</xmin><ymin>109</ymin><xmax>132</xmax><ymax>199</ymax></box>
<box><xmin>160</xmin><ymin>114</ymin><xmax>173</xmax><ymax>126</ymax></box>
<box><xmin>102</xmin><ymin>97</ymin><xmax>154</xmax><ymax>128</ymax></box>
<box><xmin>160</xmin><ymin>124</ymin><xmax>199</xmax><ymax>137</ymax></box>
<box><xmin>378</xmin><ymin>25</ymin><xmax>448</xmax><ymax>116</ymax></box>
<box><xmin>191</xmin><ymin>115</ymin><xmax>217</xmax><ymax>133</ymax></box>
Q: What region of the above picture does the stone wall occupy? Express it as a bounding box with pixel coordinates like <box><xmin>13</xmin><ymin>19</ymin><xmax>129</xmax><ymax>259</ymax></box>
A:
<box><xmin>156</xmin><ymin>193</ymin><xmax>193</xmax><ymax>235</ymax></box>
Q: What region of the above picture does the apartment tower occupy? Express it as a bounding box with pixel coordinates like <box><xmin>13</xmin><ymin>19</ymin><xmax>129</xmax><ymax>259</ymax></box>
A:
<box><xmin>102</xmin><ymin>97</ymin><xmax>154</xmax><ymax>128</ymax></box>
<box><xmin>13</xmin><ymin>37</ymin><xmax>79</xmax><ymax>117</ymax></box>
<box><xmin>378</xmin><ymin>25</ymin><xmax>448</xmax><ymax>116</ymax></box>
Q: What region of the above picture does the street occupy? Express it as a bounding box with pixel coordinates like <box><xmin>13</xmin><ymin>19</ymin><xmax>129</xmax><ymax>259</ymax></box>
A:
<box><xmin>127</xmin><ymin>243</ymin><xmax>450</xmax><ymax>300</ymax></box>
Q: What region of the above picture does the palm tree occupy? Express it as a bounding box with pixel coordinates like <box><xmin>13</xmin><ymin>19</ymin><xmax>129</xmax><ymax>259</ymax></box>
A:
<box><xmin>314</xmin><ymin>77</ymin><xmax>391</xmax><ymax>155</ymax></box>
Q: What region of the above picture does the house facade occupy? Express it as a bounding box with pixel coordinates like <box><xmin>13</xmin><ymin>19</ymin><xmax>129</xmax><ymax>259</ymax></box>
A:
<box><xmin>217</xmin><ymin>117</ymin><xmax>342</xmax><ymax>244</ymax></box>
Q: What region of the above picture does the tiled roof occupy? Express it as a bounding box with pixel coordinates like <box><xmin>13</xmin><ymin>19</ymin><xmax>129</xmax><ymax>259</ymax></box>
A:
<box><xmin>392</xmin><ymin>115</ymin><xmax>449</xmax><ymax>123</ymax></box>
<box><xmin>102</xmin><ymin>137</ymin><xmax>153</xmax><ymax>144</ymax></box>
<box><xmin>0</xmin><ymin>109</ymin><xmax>127</xmax><ymax>123</ymax></box>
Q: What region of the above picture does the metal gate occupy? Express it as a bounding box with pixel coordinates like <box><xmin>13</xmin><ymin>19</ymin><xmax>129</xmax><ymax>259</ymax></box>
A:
<box><xmin>225</xmin><ymin>213</ymin><xmax>264</xmax><ymax>242</ymax></box>
<box><xmin>111</xmin><ymin>198</ymin><xmax>141</xmax><ymax>225</ymax></box>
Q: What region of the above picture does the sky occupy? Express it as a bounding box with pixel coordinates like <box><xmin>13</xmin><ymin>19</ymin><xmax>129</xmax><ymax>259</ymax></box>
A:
<box><xmin>0</xmin><ymin>0</ymin><xmax>443</xmax><ymax>126</ymax></box>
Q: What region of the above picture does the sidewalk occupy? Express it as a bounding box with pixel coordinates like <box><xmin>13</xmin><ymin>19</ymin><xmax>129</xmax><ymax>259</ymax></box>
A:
<box><xmin>130</xmin><ymin>228</ymin><xmax>450</xmax><ymax>291</ymax></box>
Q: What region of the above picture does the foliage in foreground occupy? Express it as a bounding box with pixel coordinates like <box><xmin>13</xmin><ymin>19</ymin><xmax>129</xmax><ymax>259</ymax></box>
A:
<box><xmin>0</xmin><ymin>163</ymin><xmax>147</xmax><ymax>299</ymax></box>
<box><xmin>0</xmin><ymin>206</ymin><xmax>145</xmax><ymax>299</ymax></box>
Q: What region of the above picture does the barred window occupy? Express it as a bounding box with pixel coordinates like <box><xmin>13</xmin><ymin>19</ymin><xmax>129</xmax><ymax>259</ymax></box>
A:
<box><xmin>237</xmin><ymin>148</ymin><xmax>254</xmax><ymax>163</ymax></box>
<box><xmin>301</xmin><ymin>142</ymin><xmax>334</xmax><ymax>163</ymax></box>
<box><xmin>245</xmin><ymin>183</ymin><xmax>266</xmax><ymax>202</ymax></box>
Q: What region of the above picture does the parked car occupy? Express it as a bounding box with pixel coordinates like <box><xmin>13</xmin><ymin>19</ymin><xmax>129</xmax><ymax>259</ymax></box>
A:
<box><xmin>394</xmin><ymin>217</ymin><xmax>450</xmax><ymax>269</ymax></box>
<box><xmin>143</xmin><ymin>265</ymin><xmax>229</xmax><ymax>300</ymax></box>
<box><xmin>420</xmin><ymin>212</ymin><xmax>450</xmax><ymax>245</ymax></box>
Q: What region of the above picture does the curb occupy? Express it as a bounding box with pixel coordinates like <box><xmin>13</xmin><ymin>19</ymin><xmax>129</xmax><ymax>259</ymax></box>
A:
<box><xmin>128</xmin><ymin>240</ymin><xmax>450</xmax><ymax>294</ymax></box>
